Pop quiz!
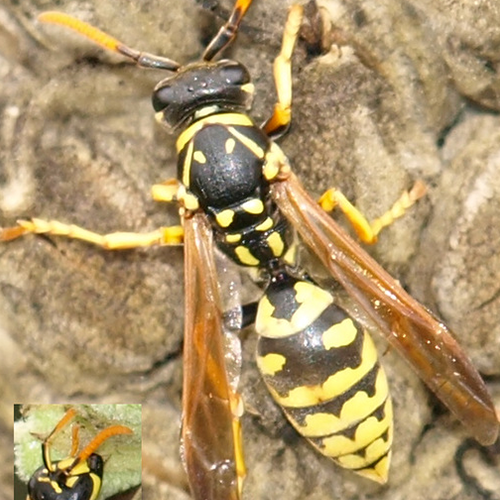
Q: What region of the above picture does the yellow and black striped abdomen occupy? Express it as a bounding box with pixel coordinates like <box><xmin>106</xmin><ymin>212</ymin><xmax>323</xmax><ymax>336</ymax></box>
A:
<box><xmin>255</xmin><ymin>273</ymin><xmax>393</xmax><ymax>483</ymax></box>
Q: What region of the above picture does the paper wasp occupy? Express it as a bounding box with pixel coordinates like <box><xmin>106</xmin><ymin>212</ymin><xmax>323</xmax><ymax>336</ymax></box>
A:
<box><xmin>2</xmin><ymin>1</ymin><xmax>498</xmax><ymax>498</ymax></box>
<box><xmin>19</xmin><ymin>407</ymin><xmax>133</xmax><ymax>500</ymax></box>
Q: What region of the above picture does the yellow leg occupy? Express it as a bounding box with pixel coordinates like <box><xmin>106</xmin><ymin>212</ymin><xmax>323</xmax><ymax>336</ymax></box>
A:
<box><xmin>319</xmin><ymin>180</ymin><xmax>427</xmax><ymax>244</ymax></box>
<box><xmin>229</xmin><ymin>392</ymin><xmax>246</xmax><ymax>498</ymax></box>
<box><xmin>151</xmin><ymin>179</ymin><xmax>200</xmax><ymax>212</ymax></box>
<box><xmin>151</xmin><ymin>178</ymin><xmax>179</xmax><ymax>202</ymax></box>
<box><xmin>262</xmin><ymin>4</ymin><xmax>304</xmax><ymax>138</ymax></box>
<box><xmin>1</xmin><ymin>218</ymin><xmax>183</xmax><ymax>248</ymax></box>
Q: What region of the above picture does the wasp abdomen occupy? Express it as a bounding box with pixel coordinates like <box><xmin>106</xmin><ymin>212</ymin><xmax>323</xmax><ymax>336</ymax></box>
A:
<box><xmin>255</xmin><ymin>274</ymin><xmax>393</xmax><ymax>483</ymax></box>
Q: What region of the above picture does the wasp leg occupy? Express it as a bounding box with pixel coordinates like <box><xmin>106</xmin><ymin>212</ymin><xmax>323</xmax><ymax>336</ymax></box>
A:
<box><xmin>230</xmin><ymin>392</ymin><xmax>246</xmax><ymax>497</ymax></box>
<box><xmin>2</xmin><ymin>178</ymin><xmax>185</xmax><ymax>247</ymax></box>
<box><xmin>1</xmin><ymin>219</ymin><xmax>184</xmax><ymax>248</ymax></box>
<box><xmin>151</xmin><ymin>178</ymin><xmax>179</xmax><ymax>203</ymax></box>
<box><xmin>202</xmin><ymin>0</ymin><xmax>254</xmax><ymax>61</ymax></box>
<box><xmin>262</xmin><ymin>4</ymin><xmax>304</xmax><ymax>139</ymax></box>
<box><xmin>319</xmin><ymin>180</ymin><xmax>427</xmax><ymax>244</ymax></box>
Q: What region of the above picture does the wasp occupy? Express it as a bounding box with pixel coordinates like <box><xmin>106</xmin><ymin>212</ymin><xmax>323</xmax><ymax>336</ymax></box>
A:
<box><xmin>20</xmin><ymin>407</ymin><xmax>133</xmax><ymax>500</ymax></box>
<box><xmin>2</xmin><ymin>1</ymin><xmax>498</xmax><ymax>498</ymax></box>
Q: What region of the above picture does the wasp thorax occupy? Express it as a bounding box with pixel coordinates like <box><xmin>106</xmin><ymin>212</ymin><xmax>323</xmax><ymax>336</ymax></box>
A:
<box><xmin>152</xmin><ymin>60</ymin><xmax>254</xmax><ymax>131</ymax></box>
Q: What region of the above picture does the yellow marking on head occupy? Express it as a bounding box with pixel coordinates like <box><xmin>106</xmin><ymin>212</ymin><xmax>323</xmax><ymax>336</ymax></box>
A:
<box><xmin>50</xmin><ymin>480</ymin><xmax>63</xmax><ymax>494</ymax></box>
<box><xmin>225</xmin><ymin>138</ymin><xmax>236</xmax><ymax>154</ymax></box>
<box><xmin>255</xmin><ymin>217</ymin><xmax>273</xmax><ymax>231</ymax></box>
<box><xmin>66</xmin><ymin>460</ymin><xmax>91</xmax><ymax>475</ymax></box>
<box><xmin>56</xmin><ymin>458</ymin><xmax>75</xmax><ymax>470</ymax></box>
<box><xmin>227</xmin><ymin>127</ymin><xmax>265</xmax><ymax>159</ymax></box>
<box><xmin>154</xmin><ymin>110</ymin><xmax>164</xmax><ymax>124</ymax></box>
<box><xmin>256</xmin><ymin>281</ymin><xmax>333</xmax><ymax>338</ymax></box>
<box><xmin>272</xmin><ymin>332</ymin><xmax>379</xmax><ymax>407</ymax></box>
<box><xmin>37</xmin><ymin>477</ymin><xmax>51</xmax><ymax>483</ymax></box>
<box><xmin>89</xmin><ymin>474</ymin><xmax>102</xmax><ymax>500</ymax></box>
<box><xmin>241</xmin><ymin>198</ymin><xmax>264</xmax><ymax>214</ymax></box>
<box><xmin>176</xmin><ymin>113</ymin><xmax>254</xmax><ymax>153</ymax></box>
<box><xmin>215</xmin><ymin>209</ymin><xmax>235</xmax><ymax>228</ymax></box>
<box><xmin>225</xmin><ymin>233</ymin><xmax>242</xmax><ymax>243</ymax></box>
<box><xmin>182</xmin><ymin>140</ymin><xmax>194</xmax><ymax>187</ymax></box>
<box><xmin>322</xmin><ymin>318</ymin><xmax>358</xmax><ymax>349</ymax></box>
<box><xmin>66</xmin><ymin>476</ymin><xmax>78</xmax><ymax>488</ymax></box>
<box><xmin>267</xmin><ymin>232</ymin><xmax>285</xmax><ymax>257</ymax></box>
<box><xmin>263</xmin><ymin>142</ymin><xmax>289</xmax><ymax>180</ymax></box>
<box><xmin>257</xmin><ymin>353</ymin><xmax>287</xmax><ymax>376</ymax></box>
<box><xmin>241</xmin><ymin>82</ymin><xmax>255</xmax><ymax>95</ymax></box>
<box><xmin>235</xmin><ymin>246</ymin><xmax>259</xmax><ymax>266</ymax></box>
<box><xmin>193</xmin><ymin>150</ymin><xmax>207</xmax><ymax>164</ymax></box>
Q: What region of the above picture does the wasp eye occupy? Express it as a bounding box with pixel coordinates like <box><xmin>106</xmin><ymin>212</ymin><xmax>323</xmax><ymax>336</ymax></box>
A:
<box><xmin>152</xmin><ymin>83</ymin><xmax>174</xmax><ymax>112</ymax></box>
<box><xmin>87</xmin><ymin>453</ymin><xmax>104</xmax><ymax>475</ymax></box>
<box><xmin>219</xmin><ymin>61</ymin><xmax>250</xmax><ymax>85</ymax></box>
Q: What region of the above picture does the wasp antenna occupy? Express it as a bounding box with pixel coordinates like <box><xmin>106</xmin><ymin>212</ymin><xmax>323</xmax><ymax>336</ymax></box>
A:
<box><xmin>38</xmin><ymin>11</ymin><xmax>181</xmax><ymax>71</ymax></box>
<box><xmin>41</xmin><ymin>408</ymin><xmax>77</xmax><ymax>471</ymax></box>
<box><xmin>46</xmin><ymin>408</ymin><xmax>77</xmax><ymax>438</ymax></box>
<box><xmin>39</xmin><ymin>12</ymin><xmax>125</xmax><ymax>53</ymax></box>
<box><xmin>69</xmin><ymin>424</ymin><xmax>80</xmax><ymax>457</ymax></box>
<box><xmin>73</xmin><ymin>425</ymin><xmax>133</xmax><ymax>466</ymax></box>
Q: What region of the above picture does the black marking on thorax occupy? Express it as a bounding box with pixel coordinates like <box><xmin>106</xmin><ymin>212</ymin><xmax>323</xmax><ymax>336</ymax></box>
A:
<box><xmin>178</xmin><ymin>122</ymin><xmax>270</xmax><ymax>211</ymax></box>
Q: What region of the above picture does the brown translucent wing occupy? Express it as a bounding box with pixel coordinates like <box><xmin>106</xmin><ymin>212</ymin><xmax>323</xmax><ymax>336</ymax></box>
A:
<box><xmin>182</xmin><ymin>212</ymin><xmax>244</xmax><ymax>500</ymax></box>
<box><xmin>272</xmin><ymin>173</ymin><xmax>499</xmax><ymax>446</ymax></box>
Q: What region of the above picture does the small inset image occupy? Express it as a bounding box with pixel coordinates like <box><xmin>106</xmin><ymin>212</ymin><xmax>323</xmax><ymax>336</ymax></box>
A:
<box><xmin>14</xmin><ymin>404</ymin><xmax>141</xmax><ymax>500</ymax></box>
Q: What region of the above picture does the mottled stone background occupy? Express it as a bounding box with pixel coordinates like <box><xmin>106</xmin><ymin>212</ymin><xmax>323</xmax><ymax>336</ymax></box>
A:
<box><xmin>1</xmin><ymin>0</ymin><xmax>499</xmax><ymax>499</ymax></box>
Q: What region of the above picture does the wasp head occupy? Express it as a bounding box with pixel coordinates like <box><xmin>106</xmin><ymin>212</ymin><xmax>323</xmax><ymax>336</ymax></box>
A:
<box><xmin>152</xmin><ymin>60</ymin><xmax>255</xmax><ymax>132</ymax></box>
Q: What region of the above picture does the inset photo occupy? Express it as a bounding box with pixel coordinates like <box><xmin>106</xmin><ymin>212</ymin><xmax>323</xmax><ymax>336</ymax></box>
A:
<box><xmin>14</xmin><ymin>404</ymin><xmax>141</xmax><ymax>500</ymax></box>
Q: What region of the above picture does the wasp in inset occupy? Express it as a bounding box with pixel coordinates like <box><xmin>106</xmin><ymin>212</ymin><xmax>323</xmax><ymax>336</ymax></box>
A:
<box><xmin>2</xmin><ymin>1</ymin><xmax>498</xmax><ymax>498</ymax></box>
<box><xmin>21</xmin><ymin>408</ymin><xmax>133</xmax><ymax>500</ymax></box>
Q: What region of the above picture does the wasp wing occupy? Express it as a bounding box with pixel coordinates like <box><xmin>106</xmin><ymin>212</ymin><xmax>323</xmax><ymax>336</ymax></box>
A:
<box><xmin>182</xmin><ymin>212</ymin><xmax>245</xmax><ymax>500</ymax></box>
<box><xmin>272</xmin><ymin>173</ymin><xmax>498</xmax><ymax>446</ymax></box>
